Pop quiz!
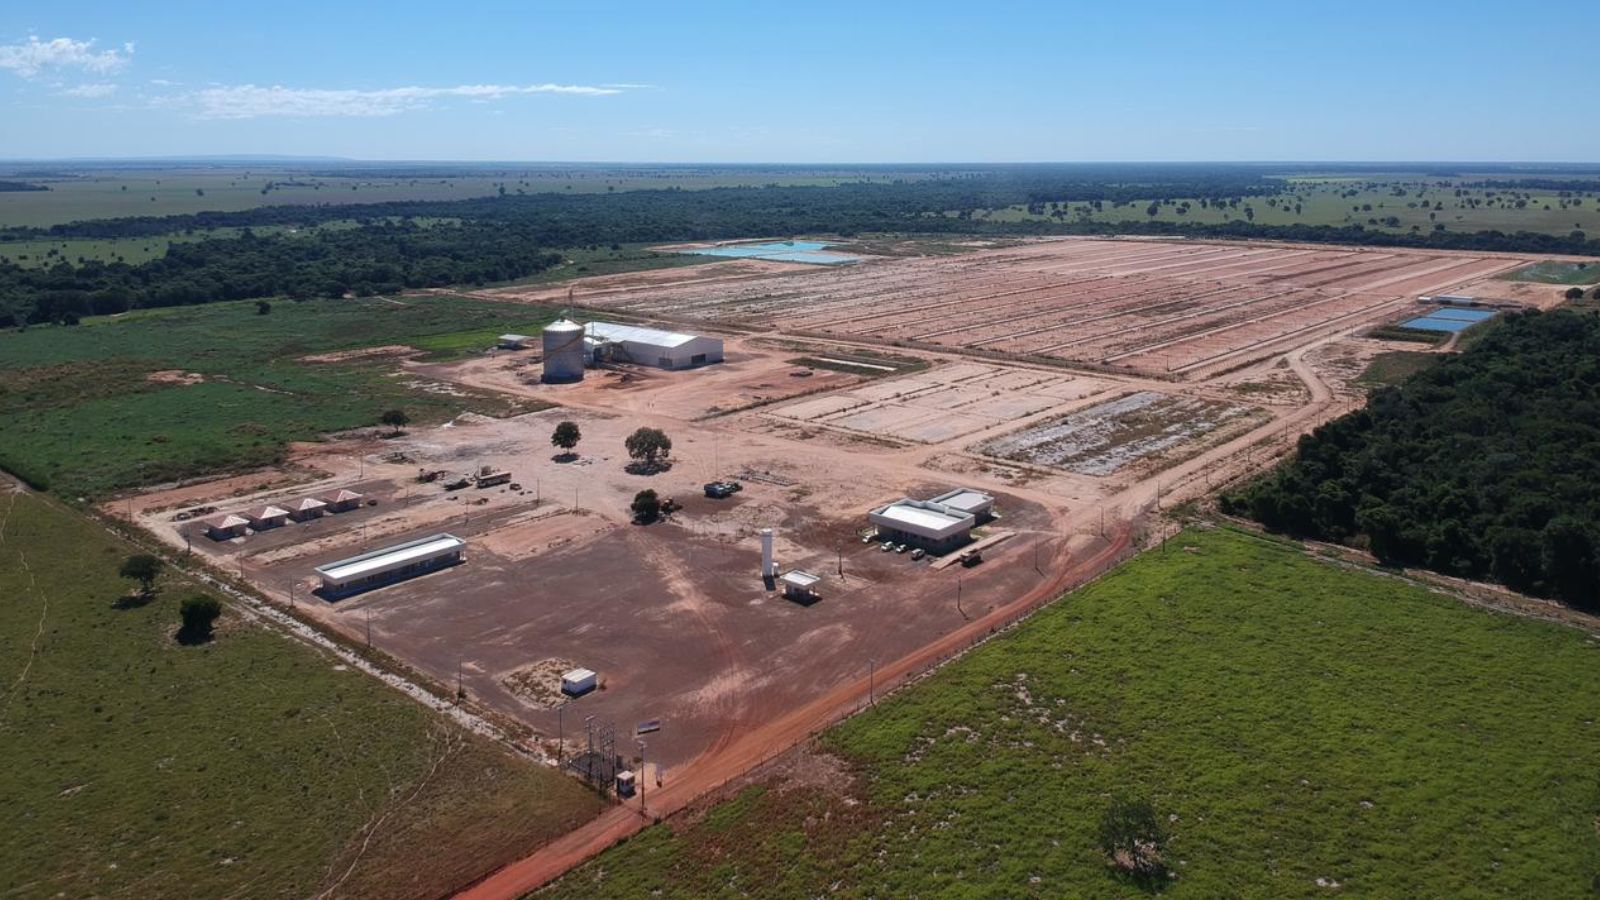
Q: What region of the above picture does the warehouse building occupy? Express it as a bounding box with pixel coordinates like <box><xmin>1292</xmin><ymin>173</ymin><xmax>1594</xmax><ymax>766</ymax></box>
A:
<box><xmin>584</xmin><ymin>321</ymin><xmax>723</xmax><ymax>370</ymax></box>
<box><xmin>929</xmin><ymin>488</ymin><xmax>996</xmax><ymax>523</ymax></box>
<box><xmin>868</xmin><ymin>487</ymin><xmax>995</xmax><ymax>554</ymax></box>
<box><xmin>314</xmin><ymin>533</ymin><xmax>466</xmax><ymax>598</ymax></box>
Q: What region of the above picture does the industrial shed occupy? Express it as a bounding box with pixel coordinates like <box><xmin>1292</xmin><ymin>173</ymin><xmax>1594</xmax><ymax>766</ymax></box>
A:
<box><xmin>314</xmin><ymin>533</ymin><xmax>466</xmax><ymax>598</ymax></box>
<box><xmin>584</xmin><ymin>321</ymin><xmax>723</xmax><ymax>370</ymax></box>
<box><xmin>929</xmin><ymin>488</ymin><xmax>995</xmax><ymax>523</ymax></box>
<box><xmin>870</xmin><ymin>499</ymin><xmax>976</xmax><ymax>554</ymax></box>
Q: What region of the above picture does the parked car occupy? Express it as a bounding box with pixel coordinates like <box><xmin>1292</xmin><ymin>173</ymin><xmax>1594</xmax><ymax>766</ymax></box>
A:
<box><xmin>910</xmin><ymin>548</ymin><xmax>926</xmax><ymax>561</ymax></box>
<box><xmin>895</xmin><ymin>543</ymin><xmax>909</xmax><ymax>554</ymax></box>
<box><xmin>880</xmin><ymin>541</ymin><xmax>895</xmax><ymax>552</ymax></box>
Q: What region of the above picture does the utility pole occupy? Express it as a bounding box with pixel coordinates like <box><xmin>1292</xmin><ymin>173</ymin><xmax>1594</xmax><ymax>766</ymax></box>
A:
<box><xmin>836</xmin><ymin>541</ymin><xmax>843</xmax><ymax>578</ymax></box>
<box><xmin>868</xmin><ymin>658</ymin><xmax>877</xmax><ymax>706</ymax></box>
<box><xmin>557</xmin><ymin>703</ymin><xmax>565</xmax><ymax>766</ymax></box>
<box><xmin>637</xmin><ymin>740</ymin><xmax>647</xmax><ymax>813</ymax></box>
<box><xmin>957</xmin><ymin>574</ymin><xmax>967</xmax><ymax>620</ymax></box>
<box><xmin>365</xmin><ymin>610</ymin><xmax>372</xmax><ymax>649</ymax></box>
<box><xmin>455</xmin><ymin>657</ymin><xmax>463</xmax><ymax>703</ymax></box>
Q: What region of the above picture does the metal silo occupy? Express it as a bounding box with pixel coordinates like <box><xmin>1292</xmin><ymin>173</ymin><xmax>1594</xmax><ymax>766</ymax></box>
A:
<box><xmin>541</xmin><ymin>318</ymin><xmax>586</xmax><ymax>383</ymax></box>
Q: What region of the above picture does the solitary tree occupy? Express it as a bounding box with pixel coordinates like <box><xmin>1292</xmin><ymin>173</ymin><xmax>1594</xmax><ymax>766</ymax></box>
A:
<box><xmin>1564</xmin><ymin>287</ymin><xmax>1586</xmax><ymax>301</ymax></box>
<box><xmin>551</xmin><ymin>420</ymin><xmax>582</xmax><ymax>456</ymax></box>
<box><xmin>255</xmin><ymin>300</ymin><xmax>272</xmax><ymax>315</ymax></box>
<box><xmin>1098</xmin><ymin>796</ymin><xmax>1168</xmax><ymax>883</ymax></box>
<box><xmin>178</xmin><ymin>594</ymin><xmax>223</xmax><ymax>643</ymax></box>
<box><xmin>630</xmin><ymin>489</ymin><xmax>662</xmax><ymax>523</ymax></box>
<box><xmin>380</xmin><ymin>408</ymin><xmax>410</xmax><ymax>436</ymax></box>
<box><xmin>624</xmin><ymin>427</ymin><xmax>672</xmax><ymax>469</ymax></box>
<box><xmin>119</xmin><ymin>554</ymin><xmax>164</xmax><ymax>597</ymax></box>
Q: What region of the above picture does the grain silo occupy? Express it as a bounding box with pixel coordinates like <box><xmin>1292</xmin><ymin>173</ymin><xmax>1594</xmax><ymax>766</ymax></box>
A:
<box><xmin>542</xmin><ymin>318</ymin><xmax>586</xmax><ymax>383</ymax></box>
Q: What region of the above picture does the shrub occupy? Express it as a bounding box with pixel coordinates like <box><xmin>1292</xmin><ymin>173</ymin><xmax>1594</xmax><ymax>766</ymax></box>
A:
<box><xmin>178</xmin><ymin>594</ymin><xmax>222</xmax><ymax>643</ymax></box>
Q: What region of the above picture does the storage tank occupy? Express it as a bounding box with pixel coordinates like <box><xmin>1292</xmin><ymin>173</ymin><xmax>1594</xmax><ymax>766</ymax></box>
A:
<box><xmin>542</xmin><ymin>319</ymin><xmax>586</xmax><ymax>383</ymax></box>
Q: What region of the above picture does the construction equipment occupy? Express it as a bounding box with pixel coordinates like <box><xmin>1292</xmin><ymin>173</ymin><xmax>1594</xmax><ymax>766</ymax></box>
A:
<box><xmin>703</xmin><ymin>480</ymin><xmax>743</xmax><ymax>498</ymax></box>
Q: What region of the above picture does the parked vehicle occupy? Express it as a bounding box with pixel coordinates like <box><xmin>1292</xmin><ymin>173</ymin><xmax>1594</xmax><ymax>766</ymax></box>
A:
<box><xmin>880</xmin><ymin>541</ymin><xmax>895</xmax><ymax>552</ymax></box>
<box><xmin>910</xmin><ymin>548</ymin><xmax>926</xmax><ymax>561</ymax></box>
<box><xmin>895</xmin><ymin>543</ymin><xmax>909</xmax><ymax>554</ymax></box>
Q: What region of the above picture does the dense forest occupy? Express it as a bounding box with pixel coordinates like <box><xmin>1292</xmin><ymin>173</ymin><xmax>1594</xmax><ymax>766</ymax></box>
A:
<box><xmin>1</xmin><ymin>222</ymin><xmax>563</xmax><ymax>325</ymax></box>
<box><xmin>1225</xmin><ymin>309</ymin><xmax>1600</xmax><ymax>610</ymax></box>
<box><xmin>4</xmin><ymin>169</ymin><xmax>1600</xmax><ymax>326</ymax></box>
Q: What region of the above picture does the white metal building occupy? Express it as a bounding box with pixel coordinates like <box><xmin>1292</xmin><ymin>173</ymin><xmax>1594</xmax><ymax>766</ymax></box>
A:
<box><xmin>562</xmin><ymin>667</ymin><xmax>598</xmax><ymax>696</ymax></box>
<box><xmin>928</xmin><ymin>488</ymin><xmax>996</xmax><ymax>523</ymax></box>
<box><xmin>870</xmin><ymin>499</ymin><xmax>975</xmax><ymax>554</ymax></box>
<box><xmin>781</xmin><ymin>570</ymin><xmax>821</xmax><ymax>602</ymax></box>
<box><xmin>584</xmin><ymin>321</ymin><xmax>723</xmax><ymax>370</ymax></box>
<box><xmin>314</xmin><ymin>533</ymin><xmax>465</xmax><ymax>598</ymax></box>
<box><xmin>498</xmin><ymin>333</ymin><xmax>532</xmax><ymax>350</ymax></box>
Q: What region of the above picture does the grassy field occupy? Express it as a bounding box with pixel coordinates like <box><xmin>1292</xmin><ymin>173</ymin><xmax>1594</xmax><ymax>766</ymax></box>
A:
<box><xmin>1497</xmin><ymin>261</ymin><xmax>1600</xmax><ymax>285</ymax></box>
<box><xmin>0</xmin><ymin>167</ymin><xmax>940</xmax><ymax>228</ymax></box>
<box><xmin>547</xmin><ymin>527</ymin><xmax>1600</xmax><ymax>898</ymax></box>
<box><xmin>1356</xmin><ymin>350</ymin><xmax>1441</xmax><ymax>386</ymax></box>
<box><xmin>0</xmin><ymin>296</ymin><xmax>559</xmax><ymax>497</ymax></box>
<box><xmin>0</xmin><ymin>218</ymin><xmax>459</xmax><ymax>269</ymax></box>
<box><xmin>959</xmin><ymin>178</ymin><xmax>1600</xmax><ymax>238</ymax></box>
<box><xmin>0</xmin><ymin>487</ymin><xmax>603</xmax><ymax>898</ymax></box>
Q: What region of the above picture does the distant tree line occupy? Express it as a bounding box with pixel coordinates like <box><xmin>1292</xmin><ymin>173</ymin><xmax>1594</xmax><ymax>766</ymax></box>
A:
<box><xmin>3</xmin><ymin>172</ymin><xmax>1600</xmax><ymax>327</ymax></box>
<box><xmin>0</xmin><ymin>181</ymin><xmax>48</xmax><ymax>192</ymax></box>
<box><xmin>1224</xmin><ymin>309</ymin><xmax>1600</xmax><ymax>610</ymax></box>
<box><xmin>0</xmin><ymin>221</ymin><xmax>563</xmax><ymax>326</ymax></box>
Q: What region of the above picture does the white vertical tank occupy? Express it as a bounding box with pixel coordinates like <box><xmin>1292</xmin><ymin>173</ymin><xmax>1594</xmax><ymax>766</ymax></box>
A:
<box><xmin>542</xmin><ymin>319</ymin><xmax>586</xmax><ymax>383</ymax></box>
<box><xmin>760</xmin><ymin>528</ymin><xmax>776</xmax><ymax>578</ymax></box>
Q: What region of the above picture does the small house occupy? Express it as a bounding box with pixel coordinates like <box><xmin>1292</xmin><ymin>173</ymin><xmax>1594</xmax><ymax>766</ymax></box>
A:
<box><xmin>204</xmin><ymin>513</ymin><xmax>249</xmax><ymax>541</ymax></box>
<box><xmin>246</xmin><ymin>504</ymin><xmax>290</xmax><ymax>530</ymax></box>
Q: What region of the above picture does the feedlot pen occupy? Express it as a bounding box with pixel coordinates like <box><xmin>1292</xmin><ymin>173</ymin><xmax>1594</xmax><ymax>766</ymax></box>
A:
<box><xmin>516</xmin><ymin>238</ymin><xmax>1531</xmax><ymax>379</ymax></box>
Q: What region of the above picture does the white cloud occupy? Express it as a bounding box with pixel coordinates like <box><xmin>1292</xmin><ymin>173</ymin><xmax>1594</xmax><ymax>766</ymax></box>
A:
<box><xmin>60</xmin><ymin>82</ymin><xmax>118</xmax><ymax>98</ymax></box>
<box><xmin>172</xmin><ymin>82</ymin><xmax>627</xmax><ymax>119</ymax></box>
<box><xmin>0</xmin><ymin>36</ymin><xmax>132</xmax><ymax>78</ymax></box>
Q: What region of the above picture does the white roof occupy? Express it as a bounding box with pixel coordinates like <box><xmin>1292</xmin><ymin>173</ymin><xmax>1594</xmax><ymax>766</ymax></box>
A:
<box><xmin>327</xmin><ymin>489</ymin><xmax>364</xmax><ymax>502</ymax></box>
<box><xmin>545</xmin><ymin>318</ymin><xmax>584</xmax><ymax>333</ymax></box>
<box><xmin>248</xmin><ymin>505</ymin><xmax>290</xmax><ymax>519</ymax></box>
<box><xmin>930</xmin><ymin>488</ymin><xmax>993</xmax><ymax>513</ymax></box>
<box><xmin>562</xmin><ymin>667</ymin><xmax>596</xmax><ymax>681</ymax></box>
<box><xmin>781</xmin><ymin>570</ymin><xmax>821</xmax><ymax>588</ymax></box>
<box><xmin>291</xmin><ymin>497</ymin><xmax>327</xmax><ymax>511</ymax></box>
<box><xmin>316</xmin><ymin>533</ymin><xmax>464</xmax><ymax>584</ymax></box>
<box><xmin>207</xmin><ymin>513</ymin><xmax>249</xmax><ymax>529</ymax></box>
<box><xmin>585</xmin><ymin>321</ymin><xmax>703</xmax><ymax>349</ymax></box>
<box><xmin>499</xmin><ymin>333</ymin><xmax>531</xmax><ymax>341</ymax></box>
<box><xmin>870</xmin><ymin>500</ymin><xmax>974</xmax><ymax>539</ymax></box>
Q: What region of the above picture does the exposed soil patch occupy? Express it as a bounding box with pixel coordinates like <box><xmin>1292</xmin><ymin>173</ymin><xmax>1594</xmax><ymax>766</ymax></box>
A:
<box><xmin>300</xmin><ymin>344</ymin><xmax>420</xmax><ymax>364</ymax></box>
<box><xmin>504</xmin><ymin>658</ymin><xmax>584</xmax><ymax>710</ymax></box>
<box><xmin>145</xmin><ymin>369</ymin><xmax>205</xmax><ymax>386</ymax></box>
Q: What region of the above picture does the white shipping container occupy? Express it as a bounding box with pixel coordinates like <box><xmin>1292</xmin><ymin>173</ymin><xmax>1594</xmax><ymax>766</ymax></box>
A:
<box><xmin>561</xmin><ymin>667</ymin><xmax>597</xmax><ymax>696</ymax></box>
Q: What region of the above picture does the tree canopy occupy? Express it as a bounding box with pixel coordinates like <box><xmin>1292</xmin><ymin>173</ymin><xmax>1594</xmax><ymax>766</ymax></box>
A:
<box><xmin>1226</xmin><ymin>309</ymin><xmax>1600</xmax><ymax>610</ymax></box>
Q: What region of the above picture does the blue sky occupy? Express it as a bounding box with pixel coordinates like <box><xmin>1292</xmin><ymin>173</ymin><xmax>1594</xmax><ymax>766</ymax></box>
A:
<box><xmin>2</xmin><ymin>1</ymin><xmax>1596</xmax><ymax>162</ymax></box>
